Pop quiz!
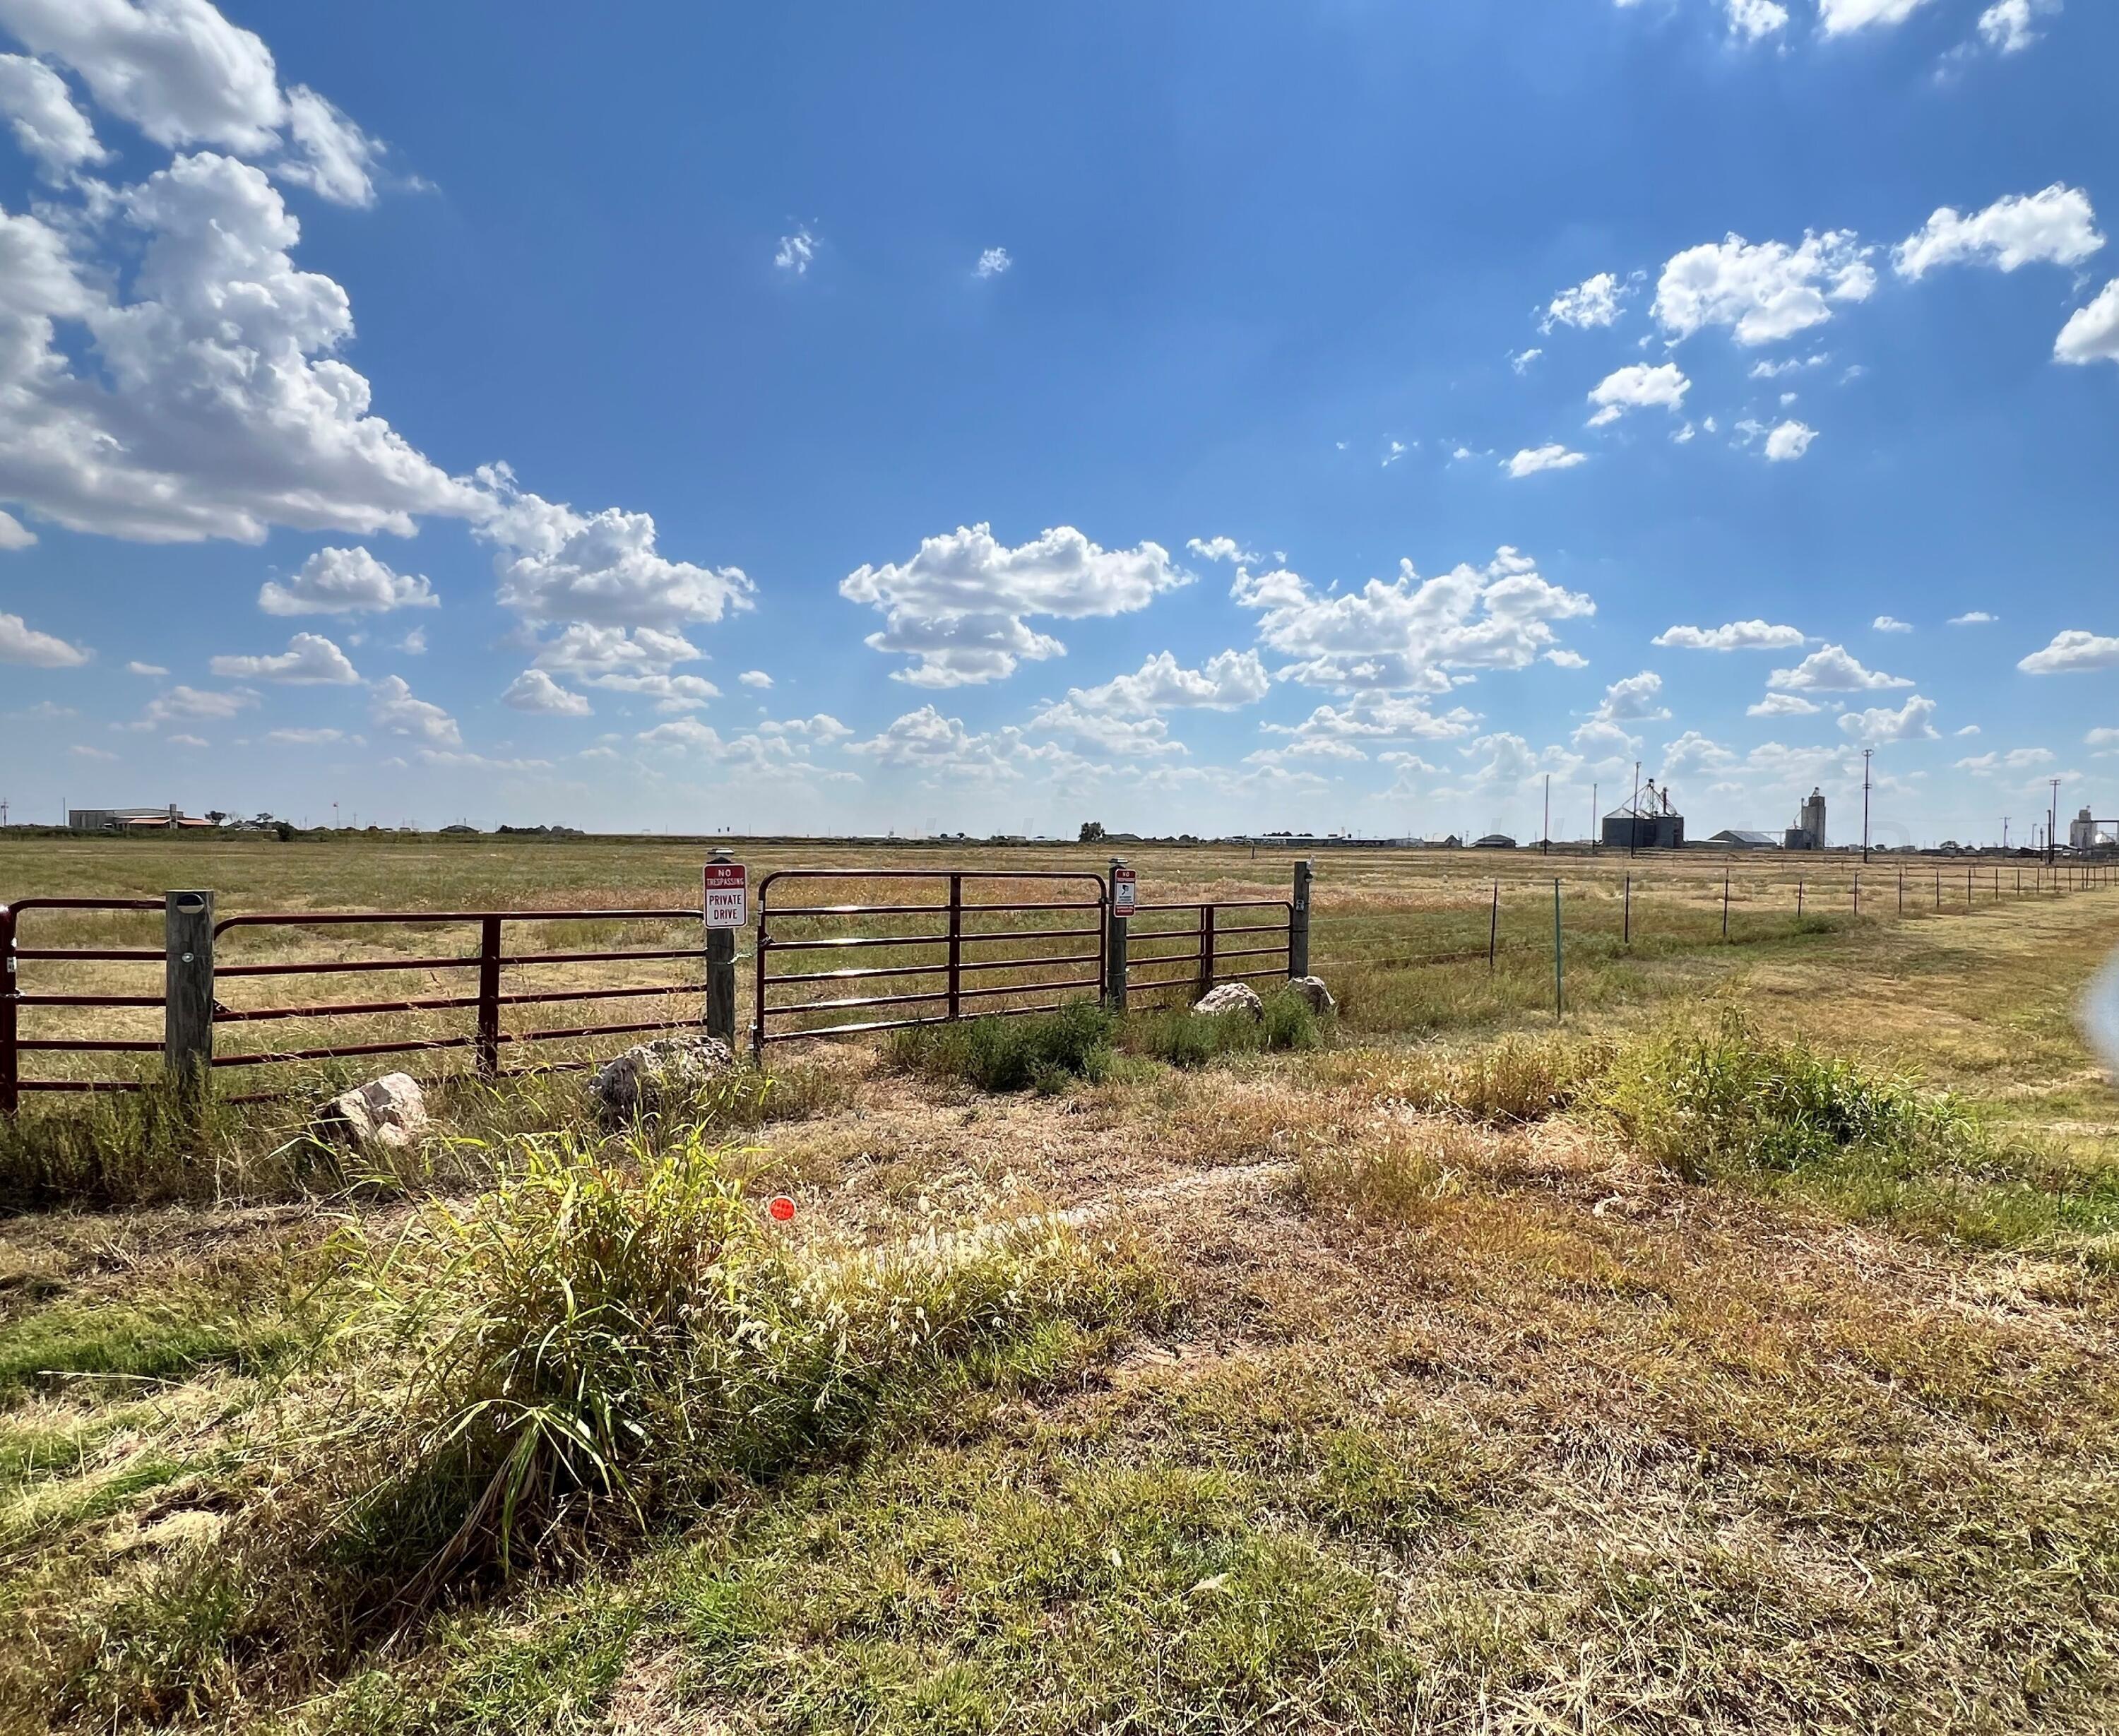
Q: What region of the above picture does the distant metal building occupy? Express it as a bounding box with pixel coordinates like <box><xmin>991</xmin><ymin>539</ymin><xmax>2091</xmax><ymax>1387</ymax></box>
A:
<box><xmin>1471</xmin><ymin>833</ymin><xmax>1518</xmax><ymax>850</ymax></box>
<box><xmin>1785</xmin><ymin>787</ymin><xmax>1827</xmax><ymax>852</ymax></box>
<box><xmin>1601</xmin><ymin>780</ymin><xmax>1685</xmax><ymax>850</ymax></box>
<box><xmin>67</xmin><ymin>804</ymin><xmax>211</xmax><ymax>832</ymax></box>
<box><xmin>1711</xmin><ymin>829</ymin><xmax>1779</xmax><ymax>850</ymax></box>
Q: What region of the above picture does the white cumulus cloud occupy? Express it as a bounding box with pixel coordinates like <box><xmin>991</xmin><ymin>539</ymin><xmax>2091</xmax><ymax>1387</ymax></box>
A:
<box><xmin>773</xmin><ymin>227</ymin><xmax>816</xmax><ymax>275</ymax></box>
<box><xmin>1872</xmin><ymin>614</ymin><xmax>1913</xmax><ymax>633</ymax></box>
<box><xmin>1769</xmin><ymin>643</ymin><xmax>1911</xmax><ymax>692</ymax></box>
<box><xmin>1586</xmin><ymin>362</ymin><xmax>1690</xmax><ymax>427</ymax></box>
<box><xmin>2055</xmin><ymin>280</ymin><xmax>2119</xmax><ymax>367</ymax></box>
<box><xmin>502</xmin><ymin>669</ymin><xmax>591</xmax><ymax>716</ymax></box>
<box><xmin>1894</xmin><ymin>185</ymin><xmax>2103</xmax><ymax>280</ymax></box>
<box><xmin>1839</xmin><ymin>696</ymin><xmax>1939</xmax><ymax>743</ymax></box>
<box><xmin>0</xmin><ymin>0</ymin><xmax>381</xmax><ymax>203</ymax></box>
<box><xmin>1725</xmin><ymin>0</ymin><xmax>1789</xmax><ymax>38</ymax></box>
<box><xmin>1655</xmin><ymin>231</ymin><xmax>1875</xmax><ymax>347</ymax></box>
<box><xmin>1764</xmin><ymin>420</ymin><xmax>1817</xmax><ymax>461</ymax></box>
<box><xmin>0</xmin><ymin>153</ymin><xmax>477</xmax><ymax>542</ymax></box>
<box><xmin>1541</xmin><ymin>271</ymin><xmax>1627</xmax><ymax>332</ymax></box>
<box><xmin>208</xmin><ymin>630</ymin><xmax>358</xmax><ymax>683</ymax></box>
<box><xmin>1654</xmin><ymin>619</ymin><xmax>1807</xmax><ymax>650</ymax></box>
<box><xmin>1233</xmin><ymin>546</ymin><xmax>1593</xmax><ymax>694</ymax></box>
<box><xmin>2018</xmin><ymin>629</ymin><xmax>2119</xmax><ymax>674</ymax></box>
<box><xmin>1817</xmin><ymin>0</ymin><xmax>1936</xmax><ymax>35</ymax></box>
<box><xmin>1504</xmin><ymin>444</ymin><xmax>1589</xmax><ymax>477</ymax></box>
<box><xmin>1975</xmin><ymin>0</ymin><xmax>2054</xmax><ymax>54</ymax></box>
<box><xmin>369</xmin><ymin>673</ymin><xmax>459</xmax><ymax>747</ymax></box>
<box><xmin>258</xmin><ymin>545</ymin><xmax>437</xmax><ymax>615</ymax></box>
<box><xmin>0</xmin><ymin>609</ymin><xmax>89</xmax><ymax>665</ymax></box>
<box><xmin>0</xmin><ymin>51</ymin><xmax>107</xmax><ymax>174</ymax></box>
<box><xmin>840</xmin><ymin>522</ymin><xmax>1188</xmax><ymax>688</ymax></box>
<box><xmin>477</xmin><ymin>464</ymin><xmax>753</xmax><ymax>632</ymax></box>
<box><xmin>975</xmin><ymin>246</ymin><xmax>1011</xmax><ymax>278</ymax></box>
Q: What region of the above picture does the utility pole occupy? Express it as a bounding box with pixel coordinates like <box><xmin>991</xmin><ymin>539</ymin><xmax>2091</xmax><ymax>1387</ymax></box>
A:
<box><xmin>1542</xmin><ymin>773</ymin><xmax>1550</xmax><ymax>856</ymax></box>
<box><xmin>2048</xmin><ymin>778</ymin><xmax>2061</xmax><ymax>867</ymax></box>
<box><xmin>2003</xmin><ymin>816</ymin><xmax>2010</xmax><ymax>851</ymax></box>
<box><xmin>1862</xmin><ymin>748</ymin><xmax>1872</xmax><ymax>864</ymax></box>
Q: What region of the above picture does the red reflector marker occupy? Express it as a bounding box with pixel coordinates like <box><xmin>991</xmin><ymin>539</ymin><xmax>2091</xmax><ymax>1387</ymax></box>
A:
<box><xmin>767</xmin><ymin>1195</ymin><xmax>796</xmax><ymax>1223</ymax></box>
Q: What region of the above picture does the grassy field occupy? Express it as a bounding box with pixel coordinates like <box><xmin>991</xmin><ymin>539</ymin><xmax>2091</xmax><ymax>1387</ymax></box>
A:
<box><xmin>3</xmin><ymin>835</ymin><xmax>2118</xmax><ymax>1732</ymax></box>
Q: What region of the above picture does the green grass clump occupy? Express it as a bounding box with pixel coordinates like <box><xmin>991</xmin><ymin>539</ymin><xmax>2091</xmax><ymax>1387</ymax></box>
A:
<box><xmin>1601</xmin><ymin>1014</ymin><xmax>1981</xmax><ymax>1182</ymax></box>
<box><xmin>1126</xmin><ymin>987</ymin><xmax>1324</xmax><ymax>1069</ymax></box>
<box><xmin>885</xmin><ymin>1001</ymin><xmax>1120</xmax><ymax>1093</ymax></box>
<box><xmin>23</xmin><ymin>1125</ymin><xmax>1168</xmax><ymax>1727</ymax></box>
<box><xmin>0</xmin><ymin>1302</ymin><xmax>301</xmax><ymax>1405</ymax></box>
<box><xmin>328</xmin><ymin>1119</ymin><xmax>1159</xmax><ymax>1590</ymax></box>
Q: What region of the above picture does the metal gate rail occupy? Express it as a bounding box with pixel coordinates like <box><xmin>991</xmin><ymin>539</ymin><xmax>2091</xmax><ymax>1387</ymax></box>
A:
<box><xmin>754</xmin><ymin>869</ymin><xmax>1106</xmax><ymax>1056</ymax></box>
<box><xmin>1125</xmin><ymin>898</ymin><xmax>1293</xmax><ymax>1003</ymax></box>
<box><xmin>1</xmin><ymin>898</ymin><xmax>167</xmax><ymax>1109</ymax></box>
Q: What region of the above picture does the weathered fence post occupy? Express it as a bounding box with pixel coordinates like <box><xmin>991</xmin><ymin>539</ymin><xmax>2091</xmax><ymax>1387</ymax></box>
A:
<box><xmin>1489</xmin><ymin>879</ymin><xmax>1501</xmax><ymax>970</ymax></box>
<box><xmin>1104</xmin><ymin>857</ymin><xmax>1129</xmax><ymax>1011</ymax></box>
<box><xmin>0</xmin><ymin>903</ymin><xmax>18</xmax><ymax>1119</ymax></box>
<box><xmin>1196</xmin><ymin>903</ymin><xmax>1216</xmax><ymax>1002</ymax></box>
<box><xmin>164</xmin><ymin>891</ymin><xmax>214</xmax><ymax>1094</ymax></box>
<box><xmin>704</xmin><ymin>848</ymin><xmax>737</xmax><ymax>1047</ymax></box>
<box><xmin>1552</xmin><ymin>879</ymin><xmax>1564</xmax><ymax>1021</ymax></box>
<box><xmin>475</xmin><ymin>915</ymin><xmax>502</xmax><ymax>1079</ymax></box>
<box><xmin>1722</xmin><ymin>870</ymin><xmax>1731</xmax><ymax>941</ymax></box>
<box><xmin>1853</xmin><ymin>874</ymin><xmax>1861</xmax><ymax>917</ymax></box>
<box><xmin>1289</xmin><ymin>858</ymin><xmax>1313</xmax><ymax>980</ymax></box>
<box><xmin>1622</xmin><ymin>874</ymin><xmax>1631</xmax><ymax>946</ymax></box>
<box><xmin>1797</xmin><ymin>878</ymin><xmax>1804</xmax><ymax>919</ymax></box>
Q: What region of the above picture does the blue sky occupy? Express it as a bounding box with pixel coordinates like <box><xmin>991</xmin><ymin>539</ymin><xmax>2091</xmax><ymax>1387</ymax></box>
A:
<box><xmin>0</xmin><ymin>0</ymin><xmax>2113</xmax><ymax>845</ymax></box>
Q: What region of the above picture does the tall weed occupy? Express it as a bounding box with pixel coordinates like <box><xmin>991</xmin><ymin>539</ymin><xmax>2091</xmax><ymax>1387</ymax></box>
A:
<box><xmin>1600</xmin><ymin>1014</ymin><xmax>1981</xmax><ymax>1182</ymax></box>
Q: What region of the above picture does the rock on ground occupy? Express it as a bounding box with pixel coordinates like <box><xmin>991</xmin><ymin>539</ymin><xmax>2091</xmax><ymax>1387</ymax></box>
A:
<box><xmin>308</xmin><ymin>1072</ymin><xmax>428</xmax><ymax>1151</ymax></box>
<box><xmin>593</xmin><ymin>1035</ymin><xmax>735</xmax><ymax>1123</ymax></box>
<box><xmin>1287</xmin><ymin>975</ymin><xmax>1336</xmax><ymax>1016</ymax></box>
<box><xmin>1192</xmin><ymin>982</ymin><xmax>1264</xmax><ymax>1018</ymax></box>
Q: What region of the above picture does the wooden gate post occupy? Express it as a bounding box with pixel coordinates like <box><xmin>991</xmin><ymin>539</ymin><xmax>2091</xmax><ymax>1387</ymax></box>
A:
<box><xmin>1289</xmin><ymin>859</ymin><xmax>1313</xmax><ymax>980</ymax></box>
<box><xmin>164</xmin><ymin>891</ymin><xmax>214</xmax><ymax>1094</ymax></box>
<box><xmin>1104</xmin><ymin>857</ymin><xmax>1129</xmax><ymax>1011</ymax></box>
<box><xmin>704</xmin><ymin>848</ymin><xmax>737</xmax><ymax>1047</ymax></box>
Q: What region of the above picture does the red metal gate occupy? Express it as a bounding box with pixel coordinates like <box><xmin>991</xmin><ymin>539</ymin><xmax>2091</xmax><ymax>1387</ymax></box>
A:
<box><xmin>206</xmin><ymin>908</ymin><xmax>710</xmax><ymax>1095</ymax></box>
<box><xmin>753</xmin><ymin>869</ymin><xmax>1107</xmax><ymax>1057</ymax></box>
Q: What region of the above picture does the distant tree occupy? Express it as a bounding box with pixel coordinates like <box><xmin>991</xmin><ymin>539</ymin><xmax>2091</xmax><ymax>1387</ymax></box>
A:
<box><xmin>205</xmin><ymin>810</ymin><xmax>228</xmax><ymax>826</ymax></box>
<box><xmin>1079</xmin><ymin>821</ymin><xmax>1106</xmax><ymax>844</ymax></box>
<box><xmin>273</xmin><ymin>819</ymin><xmax>295</xmax><ymax>843</ymax></box>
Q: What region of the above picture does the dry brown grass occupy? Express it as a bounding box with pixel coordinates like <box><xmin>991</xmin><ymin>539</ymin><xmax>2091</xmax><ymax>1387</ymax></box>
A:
<box><xmin>2</xmin><ymin>836</ymin><xmax>2117</xmax><ymax>1731</ymax></box>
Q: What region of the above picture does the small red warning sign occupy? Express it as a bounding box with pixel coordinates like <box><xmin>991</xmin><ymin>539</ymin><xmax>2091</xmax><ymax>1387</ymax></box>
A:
<box><xmin>1112</xmin><ymin>867</ymin><xmax>1138</xmax><ymax>916</ymax></box>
